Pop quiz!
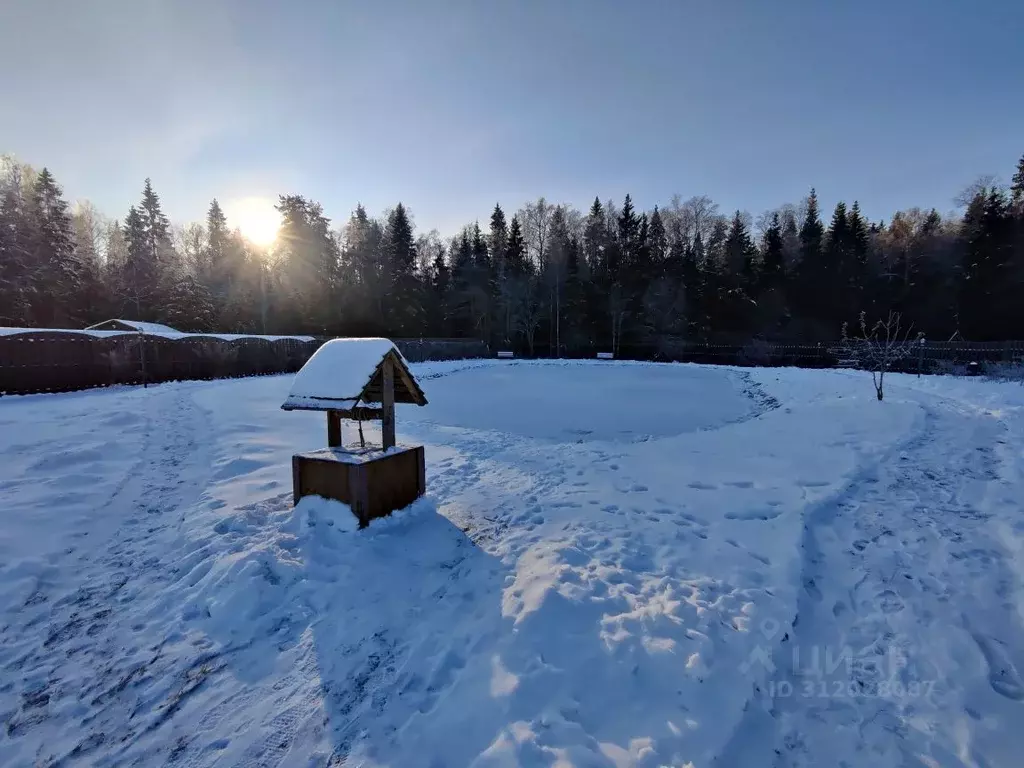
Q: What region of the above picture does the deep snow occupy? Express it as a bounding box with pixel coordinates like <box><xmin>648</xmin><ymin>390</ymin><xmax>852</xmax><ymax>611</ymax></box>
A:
<box><xmin>0</xmin><ymin>362</ymin><xmax>1022</xmax><ymax>767</ymax></box>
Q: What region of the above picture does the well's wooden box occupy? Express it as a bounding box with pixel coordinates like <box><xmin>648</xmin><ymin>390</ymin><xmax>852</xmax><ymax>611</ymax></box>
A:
<box><xmin>291</xmin><ymin>445</ymin><xmax>426</xmax><ymax>527</ymax></box>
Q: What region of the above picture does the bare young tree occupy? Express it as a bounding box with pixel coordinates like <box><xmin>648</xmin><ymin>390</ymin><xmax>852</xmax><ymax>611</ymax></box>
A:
<box><xmin>841</xmin><ymin>311</ymin><xmax>921</xmax><ymax>401</ymax></box>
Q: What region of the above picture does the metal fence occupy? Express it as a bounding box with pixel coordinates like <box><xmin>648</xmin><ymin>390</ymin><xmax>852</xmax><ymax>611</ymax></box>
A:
<box><xmin>0</xmin><ymin>331</ymin><xmax>491</xmax><ymax>396</ymax></box>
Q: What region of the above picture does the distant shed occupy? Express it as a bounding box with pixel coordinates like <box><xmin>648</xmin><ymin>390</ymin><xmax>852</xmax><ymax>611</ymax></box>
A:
<box><xmin>84</xmin><ymin>319</ymin><xmax>182</xmax><ymax>335</ymax></box>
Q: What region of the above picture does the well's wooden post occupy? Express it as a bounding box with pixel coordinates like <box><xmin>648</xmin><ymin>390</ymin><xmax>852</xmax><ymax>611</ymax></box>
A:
<box><xmin>327</xmin><ymin>410</ymin><xmax>342</xmax><ymax>447</ymax></box>
<box><xmin>382</xmin><ymin>356</ymin><xmax>396</xmax><ymax>449</ymax></box>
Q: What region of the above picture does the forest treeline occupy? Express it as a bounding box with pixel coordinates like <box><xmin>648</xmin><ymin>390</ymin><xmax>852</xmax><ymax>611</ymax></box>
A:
<box><xmin>2</xmin><ymin>154</ymin><xmax>1023</xmax><ymax>352</ymax></box>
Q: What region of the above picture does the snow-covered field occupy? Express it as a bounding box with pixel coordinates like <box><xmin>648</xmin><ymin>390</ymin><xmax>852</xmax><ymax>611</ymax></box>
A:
<box><xmin>1</xmin><ymin>361</ymin><xmax>1022</xmax><ymax>767</ymax></box>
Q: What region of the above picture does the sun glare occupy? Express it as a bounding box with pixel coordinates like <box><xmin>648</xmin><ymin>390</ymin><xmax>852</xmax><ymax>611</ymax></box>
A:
<box><xmin>225</xmin><ymin>197</ymin><xmax>280</xmax><ymax>246</ymax></box>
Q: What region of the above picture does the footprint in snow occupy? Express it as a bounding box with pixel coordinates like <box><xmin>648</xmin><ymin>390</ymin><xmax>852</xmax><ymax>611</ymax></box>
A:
<box><xmin>688</xmin><ymin>481</ymin><xmax>717</xmax><ymax>490</ymax></box>
<box><xmin>970</xmin><ymin>630</ymin><xmax>1024</xmax><ymax>701</ymax></box>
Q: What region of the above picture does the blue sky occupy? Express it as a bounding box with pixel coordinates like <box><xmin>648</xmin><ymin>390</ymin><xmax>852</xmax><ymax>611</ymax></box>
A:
<box><xmin>2</xmin><ymin>0</ymin><xmax>1022</xmax><ymax>234</ymax></box>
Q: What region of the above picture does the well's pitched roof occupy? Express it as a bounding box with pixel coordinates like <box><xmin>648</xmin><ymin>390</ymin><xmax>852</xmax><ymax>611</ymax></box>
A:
<box><xmin>281</xmin><ymin>337</ymin><xmax>427</xmax><ymax>411</ymax></box>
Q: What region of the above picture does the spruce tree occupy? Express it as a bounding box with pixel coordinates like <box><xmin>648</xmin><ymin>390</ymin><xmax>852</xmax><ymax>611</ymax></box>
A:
<box><xmin>0</xmin><ymin>180</ymin><xmax>34</xmax><ymax>325</ymax></box>
<box><xmin>139</xmin><ymin>179</ymin><xmax>175</xmax><ymax>301</ymax></box>
<box><xmin>583</xmin><ymin>197</ymin><xmax>606</xmax><ymax>274</ymax></box>
<box><xmin>506</xmin><ymin>216</ymin><xmax>527</xmax><ymax>276</ymax></box>
<box><xmin>1011</xmin><ymin>154</ymin><xmax>1024</xmax><ymax>208</ymax></box>
<box><xmin>30</xmin><ymin>169</ymin><xmax>78</xmax><ymax>325</ymax></box>
<box><xmin>761</xmin><ymin>213</ymin><xmax>784</xmax><ymax>281</ymax></box>
<box><xmin>826</xmin><ymin>201</ymin><xmax>850</xmax><ymax>325</ymax></box>
<box><xmin>429</xmin><ymin>244</ymin><xmax>450</xmax><ymax>335</ymax></box>
<box><xmin>489</xmin><ymin>203</ymin><xmax>508</xmax><ymax>275</ymax></box>
<box><xmin>960</xmin><ymin>188</ymin><xmax>1012</xmax><ymax>339</ymax></box>
<box><xmin>796</xmin><ymin>188</ymin><xmax>825</xmax><ymax>328</ymax></box>
<box><xmin>203</xmin><ymin>199</ymin><xmax>230</xmax><ymax>309</ymax></box>
<box><xmin>121</xmin><ymin>205</ymin><xmax>154</xmax><ymax>319</ymax></box>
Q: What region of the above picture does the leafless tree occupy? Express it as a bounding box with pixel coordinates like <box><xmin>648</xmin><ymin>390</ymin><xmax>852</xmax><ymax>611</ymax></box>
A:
<box><xmin>953</xmin><ymin>174</ymin><xmax>1001</xmax><ymax>208</ymax></box>
<box><xmin>516</xmin><ymin>274</ymin><xmax>546</xmax><ymax>356</ymax></box>
<box><xmin>840</xmin><ymin>311</ymin><xmax>921</xmax><ymax>401</ymax></box>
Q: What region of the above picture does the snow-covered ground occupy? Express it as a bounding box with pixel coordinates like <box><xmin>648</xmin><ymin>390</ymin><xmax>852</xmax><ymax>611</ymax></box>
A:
<box><xmin>0</xmin><ymin>361</ymin><xmax>1022</xmax><ymax>767</ymax></box>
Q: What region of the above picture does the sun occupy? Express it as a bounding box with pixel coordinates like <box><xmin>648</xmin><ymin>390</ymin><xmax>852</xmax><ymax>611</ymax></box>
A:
<box><xmin>224</xmin><ymin>197</ymin><xmax>280</xmax><ymax>246</ymax></box>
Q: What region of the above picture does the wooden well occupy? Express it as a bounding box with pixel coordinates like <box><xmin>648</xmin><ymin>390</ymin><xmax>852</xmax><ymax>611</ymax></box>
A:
<box><xmin>281</xmin><ymin>338</ymin><xmax>429</xmax><ymax>527</ymax></box>
<box><xmin>292</xmin><ymin>446</ymin><xmax>426</xmax><ymax>528</ymax></box>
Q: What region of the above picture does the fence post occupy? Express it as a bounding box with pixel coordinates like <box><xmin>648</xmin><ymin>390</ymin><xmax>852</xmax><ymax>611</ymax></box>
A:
<box><xmin>139</xmin><ymin>331</ymin><xmax>148</xmax><ymax>388</ymax></box>
<box><xmin>918</xmin><ymin>335</ymin><xmax>925</xmax><ymax>377</ymax></box>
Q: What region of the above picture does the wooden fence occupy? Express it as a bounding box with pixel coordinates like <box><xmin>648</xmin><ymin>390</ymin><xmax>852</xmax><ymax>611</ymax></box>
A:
<box><xmin>2</xmin><ymin>329</ymin><xmax>1020</xmax><ymax>396</ymax></box>
<box><xmin>555</xmin><ymin>337</ymin><xmax>1024</xmax><ymax>372</ymax></box>
<box><xmin>0</xmin><ymin>331</ymin><xmax>491</xmax><ymax>396</ymax></box>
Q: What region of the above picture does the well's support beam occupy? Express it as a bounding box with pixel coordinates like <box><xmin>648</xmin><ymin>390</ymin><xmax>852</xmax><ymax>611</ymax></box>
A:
<box><xmin>382</xmin><ymin>356</ymin><xmax>396</xmax><ymax>449</ymax></box>
<box><xmin>327</xmin><ymin>410</ymin><xmax>342</xmax><ymax>448</ymax></box>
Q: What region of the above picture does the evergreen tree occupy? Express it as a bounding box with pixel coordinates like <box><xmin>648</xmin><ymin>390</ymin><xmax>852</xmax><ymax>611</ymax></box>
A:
<box><xmin>121</xmin><ymin>204</ymin><xmax>156</xmax><ymax>319</ymax></box>
<box><xmin>30</xmin><ymin>169</ymin><xmax>78</xmax><ymax>325</ymax></box>
<box><xmin>275</xmin><ymin>195</ymin><xmax>340</xmax><ymax>333</ymax></box>
<box><xmin>0</xmin><ymin>178</ymin><xmax>34</xmax><ymax>325</ymax></box>
<box><xmin>203</xmin><ymin>199</ymin><xmax>230</xmax><ymax>307</ymax></box>
<box><xmin>382</xmin><ymin>202</ymin><xmax>420</xmax><ymax>334</ymax></box>
<box><xmin>489</xmin><ymin>203</ymin><xmax>508</xmax><ymax>276</ymax></box>
<box><xmin>960</xmin><ymin>187</ymin><xmax>1013</xmax><ymax>339</ymax></box>
<box><xmin>163</xmin><ymin>274</ymin><xmax>215</xmax><ymax>331</ymax></box>
<box><xmin>648</xmin><ymin>206</ymin><xmax>667</xmax><ymax>266</ymax></box>
<box><xmin>139</xmin><ymin>179</ymin><xmax>176</xmax><ymax>305</ymax></box>
<box><xmin>506</xmin><ymin>215</ymin><xmax>527</xmax><ymax>276</ymax></box>
<box><xmin>617</xmin><ymin>193</ymin><xmax>639</xmax><ymax>266</ymax></box>
<box><xmin>826</xmin><ymin>201</ymin><xmax>851</xmax><ymax>325</ymax></box>
<box><xmin>796</xmin><ymin>188</ymin><xmax>825</xmax><ymax>332</ymax></box>
<box><xmin>1011</xmin><ymin>154</ymin><xmax>1024</xmax><ymax>208</ymax></box>
<box><xmin>761</xmin><ymin>213</ymin><xmax>784</xmax><ymax>281</ymax></box>
<box><xmin>429</xmin><ymin>243</ymin><xmax>450</xmax><ymax>336</ymax></box>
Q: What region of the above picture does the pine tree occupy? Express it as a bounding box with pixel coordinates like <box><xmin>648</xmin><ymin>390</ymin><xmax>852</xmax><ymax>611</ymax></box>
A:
<box><xmin>617</xmin><ymin>194</ymin><xmax>639</xmax><ymax>266</ymax></box>
<box><xmin>0</xmin><ymin>178</ymin><xmax>34</xmax><ymax>325</ymax></box>
<box><xmin>121</xmin><ymin>205</ymin><xmax>154</xmax><ymax>319</ymax></box>
<box><xmin>163</xmin><ymin>274</ymin><xmax>215</xmax><ymax>331</ymax></box>
<box><xmin>499</xmin><ymin>215</ymin><xmax>528</xmax><ymax>347</ymax></box>
<box><xmin>960</xmin><ymin>187</ymin><xmax>1012</xmax><ymax>339</ymax></box>
<box><xmin>489</xmin><ymin>203</ymin><xmax>508</xmax><ymax>276</ymax></box>
<box><xmin>648</xmin><ymin>206</ymin><xmax>667</xmax><ymax>267</ymax></box>
<box><xmin>761</xmin><ymin>213</ymin><xmax>784</xmax><ymax>282</ymax></box>
<box><xmin>796</xmin><ymin>188</ymin><xmax>825</xmax><ymax>330</ymax></box>
<box><xmin>583</xmin><ymin>197</ymin><xmax>606</xmax><ymax>274</ymax></box>
<box><xmin>139</xmin><ymin>179</ymin><xmax>176</xmax><ymax>308</ymax></box>
<box><xmin>275</xmin><ymin>195</ymin><xmax>339</xmax><ymax>333</ymax></box>
<box><xmin>429</xmin><ymin>243</ymin><xmax>450</xmax><ymax>336</ymax></box>
<box><xmin>382</xmin><ymin>202</ymin><xmax>420</xmax><ymax>333</ymax></box>
<box><xmin>1011</xmin><ymin>154</ymin><xmax>1024</xmax><ymax>208</ymax></box>
<box><xmin>826</xmin><ymin>201</ymin><xmax>851</xmax><ymax>325</ymax></box>
<box><xmin>203</xmin><ymin>199</ymin><xmax>230</xmax><ymax>309</ymax></box>
<box><xmin>30</xmin><ymin>169</ymin><xmax>78</xmax><ymax>325</ymax></box>
<box><xmin>685</xmin><ymin>231</ymin><xmax>706</xmax><ymax>336</ymax></box>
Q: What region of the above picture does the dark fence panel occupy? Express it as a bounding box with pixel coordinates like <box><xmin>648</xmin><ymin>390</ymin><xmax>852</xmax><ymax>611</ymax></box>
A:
<box><xmin>0</xmin><ymin>332</ymin><xmax>490</xmax><ymax>396</ymax></box>
<box><xmin>518</xmin><ymin>337</ymin><xmax>1024</xmax><ymax>372</ymax></box>
<box><xmin>393</xmin><ymin>338</ymin><xmax>491</xmax><ymax>362</ymax></box>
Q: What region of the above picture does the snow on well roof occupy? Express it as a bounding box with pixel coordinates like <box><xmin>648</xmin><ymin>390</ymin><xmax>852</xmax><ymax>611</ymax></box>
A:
<box><xmin>281</xmin><ymin>337</ymin><xmax>426</xmax><ymax>411</ymax></box>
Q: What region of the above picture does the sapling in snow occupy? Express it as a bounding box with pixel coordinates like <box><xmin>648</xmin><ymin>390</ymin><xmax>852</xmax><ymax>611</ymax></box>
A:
<box><xmin>840</xmin><ymin>311</ymin><xmax>921</xmax><ymax>401</ymax></box>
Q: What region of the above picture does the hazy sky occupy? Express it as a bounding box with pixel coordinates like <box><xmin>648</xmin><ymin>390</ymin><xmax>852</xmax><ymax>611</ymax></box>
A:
<box><xmin>2</xmin><ymin>0</ymin><xmax>1022</xmax><ymax>234</ymax></box>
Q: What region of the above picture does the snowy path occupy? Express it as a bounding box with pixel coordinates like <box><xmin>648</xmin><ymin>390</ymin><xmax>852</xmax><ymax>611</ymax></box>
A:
<box><xmin>719</xmin><ymin>384</ymin><xmax>1024</xmax><ymax>767</ymax></box>
<box><xmin>0</xmin><ymin>384</ymin><xmax>215</xmax><ymax>764</ymax></box>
